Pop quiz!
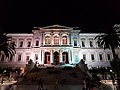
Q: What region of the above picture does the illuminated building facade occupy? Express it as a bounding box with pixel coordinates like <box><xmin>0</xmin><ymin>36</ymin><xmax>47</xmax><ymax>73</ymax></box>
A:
<box><xmin>0</xmin><ymin>25</ymin><xmax>119</xmax><ymax>68</ymax></box>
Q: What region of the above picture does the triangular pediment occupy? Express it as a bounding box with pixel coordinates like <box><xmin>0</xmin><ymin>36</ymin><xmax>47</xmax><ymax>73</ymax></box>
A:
<box><xmin>41</xmin><ymin>24</ymin><xmax>73</xmax><ymax>29</ymax></box>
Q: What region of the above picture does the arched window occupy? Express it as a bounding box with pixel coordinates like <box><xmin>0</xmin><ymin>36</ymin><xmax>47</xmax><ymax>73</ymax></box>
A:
<box><xmin>19</xmin><ymin>39</ymin><xmax>24</xmax><ymax>47</ymax></box>
<box><xmin>45</xmin><ymin>35</ymin><xmax>51</xmax><ymax>45</ymax></box>
<box><xmin>73</xmin><ymin>37</ymin><xmax>77</xmax><ymax>46</ymax></box>
<box><xmin>62</xmin><ymin>36</ymin><xmax>67</xmax><ymax>45</ymax></box>
<box><xmin>54</xmin><ymin>35</ymin><xmax>59</xmax><ymax>45</ymax></box>
<box><xmin>81</xmin><ymin>38</ymin><xmax>86</xmax><ymax>47</ymax></box>
<box><xmin>27</xmin><ymin>39</ymin><xmax>32</xmax><ymax>47</ymax></box>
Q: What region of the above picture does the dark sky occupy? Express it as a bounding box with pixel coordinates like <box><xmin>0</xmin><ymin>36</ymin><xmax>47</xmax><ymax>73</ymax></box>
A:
<box><xmin>0</xmin><ymin>0</ymin><xmax>120</xmax><ymax>33</ymax></box>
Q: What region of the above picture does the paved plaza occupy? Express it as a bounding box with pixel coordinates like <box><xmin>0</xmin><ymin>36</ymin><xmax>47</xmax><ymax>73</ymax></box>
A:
<box><xmin>0</xmin><ymin>81</ymin><xmax>115</xmax><ymax>90</ymax></box>
<box><xmin>0</xmin><ymin>67</ymin><xmax>117</xmax><ymax>90</ymax></box>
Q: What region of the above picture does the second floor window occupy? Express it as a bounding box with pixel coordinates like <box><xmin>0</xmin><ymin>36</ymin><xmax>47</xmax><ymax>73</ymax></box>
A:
<box><xmin>74</xmin><ymin>40</ymin><xmax>77</xmax><ymax>46</ymax></box>
<box><xmin>90</xmin><ymin>41</ymin><xmax>93</xmax><ymax>47</ymax></box>
<box><xmin>54</xmin><ymin>36</ymin><xmax>59</xmax><ymax>45</ymax></box>
<box><xmin>81</xmin><ymin>41</ymin><xmax>85</xmax><ymax>47</ymax></box>
<box><xmin>36</xmin><ymin>41</ymin><xmax>39</xmax><ymax>46</ymax></box>
<box><xmin>45</xmin><ymin>36</ymin><xmax>51</xmax><ymax>45</ymax></box>
<box><xmin>27</xmin><ymin>41</ymin><xmax>31</xmax><ymax>47</ymax></box>
<box><xmin>19</xmin><ymin>41</ymin><xmax>23</xmax><ymax>47</ymax></box>
<box><xmin>62</xmin><ymin>36</ymin><xmax>67</xmax><ymax>45</ymax></box>
<box><xmin>91</xmin><ymin>54</ymin><xmax>95</xmax><ymax>60</ymax></box>
<box><xmin>83</xmin><ymin>54</ymin><xmax>86</xmax><ymax>60</ymax></box>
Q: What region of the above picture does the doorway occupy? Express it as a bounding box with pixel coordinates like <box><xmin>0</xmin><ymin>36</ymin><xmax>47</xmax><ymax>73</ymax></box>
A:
<box><xmin>44</xmin><ymin>52</ymin><xmax>50</xmax><ymax>64</ymax></box>
<box><xmin>53</xmin><ymin>51</ymin><xmax>59</xmax><ymax>65</ymax></box>
<box><xmin>62</xmin><ymin>52</ymin><xmax>69</xmax><ymax>64</ymax></box>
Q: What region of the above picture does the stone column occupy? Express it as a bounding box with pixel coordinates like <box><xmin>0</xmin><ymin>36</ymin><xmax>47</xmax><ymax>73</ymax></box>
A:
<box><xmin>40</xmin><ymin>33</ymin><xmax>42</xmax><ymax>46</ymax></box>
<box><xmin>68</xmin><ymin>49</ymin><xmax>72</xmax><ymax>64</ymax></box>
<box><xmin>24</xmin><ymin>37</ymin><xmax>27</xmax><ymax>48</ymax></box>
<box><xmin>41</xmin><ymin>33</ymin><xmax>43</xmax><ymax>46</ymax></box>
<box><xmin>22</xmin><ymin>52</ymin><xmax>26</xmax><ymax>63</ymax></box>
<box><xmin>38</xmin><ymin>50</ymin><xmax>41</xmax><ymax>64</ymax></box>
<box><xmin>103</xmin><ymin>51</ymin><xmax>106</xmax><ymax>62</ymax></box>
<box><xmin>41</xmin><ymin>50</ymin><xmax>44</xmax><ymax>64</ymax></box>
<box><xmin>43</xmin><ymin>33</ymin><xmax>45</xmax><ymax>46</ymax></box>
<box><xmin>69</xmin><ymin>33</ymin><xmax>71</xmax><ymax>46</ymax></box>
<box><xmin>59</xmin><ymin>33</ymin><xmax>62</xmax><ymax>45</ymax></box>
<box><xmin>50</xmin><ymin>50</ymin><xmax>53</xmax><ymax>64</ymax></box>
<box><xmin>60</xmin><ymin>49</ymin><xmax>63</xmax><ymax>63</ymax></box>
<box><xmin>51</xmin><ymin>33</ymin><xmax>53</xmax><ymax>45</ymax></box>
<box><xmin>71</xmin><ymin>49</ymin><xmax>74</xmax><ymax>64</ymax></box>
<box><xmin>16</xmin><ymin>38</ymin><xmax>19</xmax><ymax>48</ymax></box>
<box><xmin>67</xmin><ymin>34</ymin><xmax>69</xmax><ymax>45</ymax></box>
<box><xmin>30</xmin><ymin>49</ymin><xmax>34</xmax><ymax>61</ymax></box>
<box><xmin>13</xmin><ymin>55</ymin><xmax>16</xmax><ymax>62</ymax></box>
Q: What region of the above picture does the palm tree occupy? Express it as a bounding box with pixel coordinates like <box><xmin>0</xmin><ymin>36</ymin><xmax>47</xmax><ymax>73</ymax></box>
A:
<box><xmin>94</xmin><ymin>26</ymin><xmax>120</xmax><ymax>86</ymax></box>
<box><xmin>94</xmin><ymin>30</ymin><xmax>120</xmax><ymax>61</ymax></box>
<box><xmin>0</xmin><ymin>33</ymin><xmax>16</xmax><ymax>58</ymax></box>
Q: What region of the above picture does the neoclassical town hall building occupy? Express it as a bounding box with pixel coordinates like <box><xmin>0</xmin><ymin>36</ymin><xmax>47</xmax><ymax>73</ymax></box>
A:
<box><xmin>0</xmin><ymin>25</ymin><xmax>120</xmax><ymax>69</ymax></box>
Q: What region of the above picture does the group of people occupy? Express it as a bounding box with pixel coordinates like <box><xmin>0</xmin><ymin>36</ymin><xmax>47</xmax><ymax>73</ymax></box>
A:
<box><xmin>37</xmin><ymin>78</ymin><xmax>48</xmax><ymax>90</ymax></box>
<box><xmin>81</xmin><ymin>77</ymin><xmax>97</xmax><ymax>90</ymax></box>
<box><xmin>81</xmin><ymin>74</ymin><xmax>103</xmax><ymax>90</ymax></box>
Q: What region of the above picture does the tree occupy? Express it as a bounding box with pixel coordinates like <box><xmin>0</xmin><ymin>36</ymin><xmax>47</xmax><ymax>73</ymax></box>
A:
<box><xmin>0</xmin><ymin>33</ymin><xmax>16</xmax><ymax>58</ymax></box>
<box><xmin>94</xmin><ymin>26</ymin><xmax>120</xmax><ymax>86</ymax></box>
<box><xmin>94</xmin><ymin>30</ymin><xmax>120</xmax><ymax>62</ymax></box>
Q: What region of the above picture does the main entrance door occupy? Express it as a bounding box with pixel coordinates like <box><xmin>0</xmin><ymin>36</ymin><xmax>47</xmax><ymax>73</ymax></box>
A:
<box><xmin>62</xmin><ymin>52</ymin><xmax>69</xmax><ymax>64</ymax></box>
<box><xmin>53</xmin><ymin>51</ymin><xmax>59</xmax><ymax>65</ymax></box>
<box><xmin>44</xmin><ymin>52</ymin><xmax>50</xmax><ymax>64</ymax></box>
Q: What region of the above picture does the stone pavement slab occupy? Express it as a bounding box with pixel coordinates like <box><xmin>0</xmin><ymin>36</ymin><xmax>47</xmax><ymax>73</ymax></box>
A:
<box><xmin>0</xmin><ymin>84</ymin><xmax>113</xmax><ymax>90</ymax></box>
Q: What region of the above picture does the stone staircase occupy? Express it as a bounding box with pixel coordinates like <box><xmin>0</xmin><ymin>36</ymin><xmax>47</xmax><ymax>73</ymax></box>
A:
<box><xmin>15</xmin><ymin>66</ymin><xmax>89</xmax><ymax>85</ymax></box>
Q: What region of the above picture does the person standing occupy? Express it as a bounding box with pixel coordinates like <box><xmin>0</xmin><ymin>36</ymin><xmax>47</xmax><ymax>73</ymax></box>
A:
<box><xmin>37</xmin><ymin>78</ymin><xmax>44</xmax><ymax>90</ymax></box>
<box><xmin>111</xmin><ymin>75</ymin><xmax>115</xmax><ymax>85</ymax></box>
<box><xmin>86</xmin><ymin>77</ymin><xmax>91</xmax><ymax>90</ymax></box>
<box><xmin>1</xmin><ymin>76</ymin><xmax>3</xmax><ymax>84</ymax></box>
<box><xmin>6</xmin><ymin>85</ymin><xmax>13</xmax><ymax>90</ymax></box>
<box><xmin>55</xmin><ymin>77</ymin><xmax>59</xmax><ymax>88</ymax></box>
<box><xmin>81</xmin><ymin>78</ymin><xmax>87</xmax><ymax>90</ymax></box>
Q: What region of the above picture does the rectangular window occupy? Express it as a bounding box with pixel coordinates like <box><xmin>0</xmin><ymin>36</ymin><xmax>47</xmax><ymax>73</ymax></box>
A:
<box><xmin>35</xmin><ymin>54</ymin><xmax>38</xmax><ymax>60</ymax></box>
<box><xmin>91</xmin><ymin>54</ymin><xmax>94</xmax><ymax>60</ymax></box>
<box><xmin>74</xmin><ymin>41</ymin><xmax>77</xmax><ymax>46</ymax></box>
<box><xmin>115</xmin><ymin>54</ymin><xmax>118</xmax><ymax>59</ymax></box>
<box><xmin>90</xmin><ymin>41</ymin><xmax>93</xmax><ymax>47</ymax></box>
<box><xmin>99</xmin><ymin>54</ymin><xmax>103</xmax><ymax>60</ymax></box>
<box><xmin>27</xmin><ymin>41</ymin><xmax>31</xmax><ymax>47</ymax></box>
<box><xmin>18</xmin><ymin>55</ymin><xmax>21</xmax><ymax>61</ymax></box>
<box><xmin>1</xmin><ymin>55</ymin><xmax>4</xmax><ymax>61</ymax></box>
<box><xmin>19</xmin><ymin>41</ymin><xmax>23</xmax><ymax>47</ymax></box>
<box><xmin>10</xmin><ymin>55</ymin><xmax>13</xmax><ymax>61</ymax></box>
<box><xmin>26</xmin><ymin>56</ymin><xmax>30</xmax><ymax>61</ymax></box>
<box><xmin>107</xmin><ymin>54</ymin><xmax>111</xmax><ymax>60</ymax></box>
<box><xmin>83</xmin><ymin>54</ymin><xmax>86</xmax><ymax>60</ymax></box>
<box><xmin>36</xmin><ymin>41</ymin><xmax>39</xmax><ymax>46</ymax></box>
<box><xmin>82</xmin><ymin>41</ymin><xmax>85</xmax><ymax>47</ymax></box>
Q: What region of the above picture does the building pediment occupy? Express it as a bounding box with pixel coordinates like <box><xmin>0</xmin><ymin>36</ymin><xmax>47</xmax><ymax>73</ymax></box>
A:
<box><xmin>32</xmin><ymin>24</ymin><xmax>80</xmax><ymax>33</ymax></box>
<box><xmin>41</xmin><ymin>24</ymin><xmax>73</xmax><ymax>30</ymax></box>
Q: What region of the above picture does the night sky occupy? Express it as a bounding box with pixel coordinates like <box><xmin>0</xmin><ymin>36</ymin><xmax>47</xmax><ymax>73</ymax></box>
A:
<box><xmin>0</xmin><ymin>0</ymin><xmax>120</xmax><ymax>33</ymax></box>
